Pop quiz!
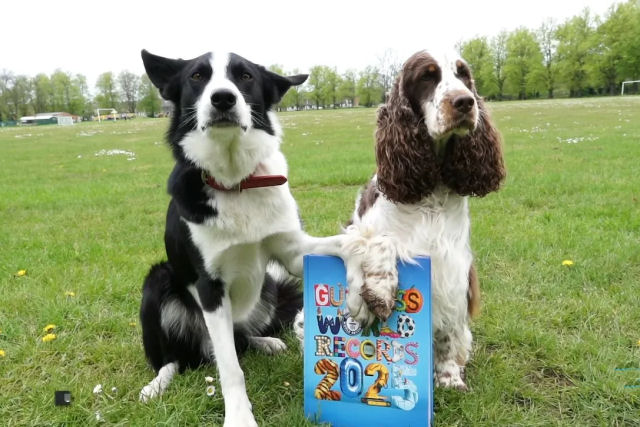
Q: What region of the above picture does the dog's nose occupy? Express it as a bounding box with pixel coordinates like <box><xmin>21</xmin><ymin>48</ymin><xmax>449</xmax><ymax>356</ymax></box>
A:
<box><xmin>211</xmin><ymin>89</ymin><xmax>236</xmax><ymax>111</ymax></box>
<box><xmin>453</xmin><ymin>94</ymin><xmax>475</xmax><ymax>114</ymax></box>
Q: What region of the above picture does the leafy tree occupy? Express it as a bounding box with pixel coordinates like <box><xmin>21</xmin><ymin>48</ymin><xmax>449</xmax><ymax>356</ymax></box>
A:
<box><xmin>378</xmin><ymin>48</ymin><xmax>400</xmax><ymax>102</ymax></box>
<box><xmin>490</xmin><ymin>31</ymin><xmax>508</xmax><ymax>99</ymax></box>
<box><xmin>32</xmin><ymin>74</ymin><xmax>52</xmax><ymax>113</ymax></box>
<box><xmin>555</xmin><ymin>9</ymin><xmax>595</xmax><ymax>96</ymax></box>
<box><xmin>538</xmin><ymin>19</ymin><xmax>558</xmax><ymax>98</ymax></box>
<box><xmin>95</xmin><ymin>72</ymin><xmax>119</xmax><ymax>109</ymax></box>
<box><xmin>138</xmin><ymin>74</ymin><xmax>161</xmax><ymax>117</ymax></box>
<box><xmin>0</xmin><ymin>72</ymin><xmax>31</xmax><ymax>120</ymax></box>
<box><xmin>6</xmin><ymin>75</ymin><xmax>33</xmax><ymax>118</ymax></box>
<box><xmin>357</xmin><ymin>66</ymin><xmax>383</xmax><ymax>107</ymax></box>
<box><xmin>591</xmin><ymin>1</ymin><xmax>640</xmax><ymax>94</ymax></box>
<box><xmin>504</xmin><ymin>28</ymin><xmax>545</xmax><ymax>99</ymax></box>
<box><xmin>47</xmin><ymin>70</ymin><xmax>88</xmax><ymax>115</ymax></box>
<box><xmin>0</xmin><ymin>71</ymin><xmax>12</xmax><ymax>121</ymax></box>
<box><xmin>308</xmin><ymin>65</ymin><xmax>331</xmax><ymax>108</ymax></box>
<box><xmin>338</xmin><ymin>70</ymin><xmax>357</xmax><ymax>107</ymax></box>
<box><xmin>15</xmin><ymin>76</ymin><xmax>33</xmax><ymax>117</ymax></box>
<box><xmin>71</xmin><ymin>74</ymin><xmax>90</xmax><ymax>118</ymax></box>
<box><xmin>51</xmin><ymin>70</ymin><xmax>73</xmax><ymax>112</ymax></box>
<box><xmin>461</xmin><ymin>37</ymin><xmax>496</xmax><ymax>98</ymax></box>
<box><xmin>612</xmin><ymin>0</ymin><xmax>640</xmax><ymax>81</ymax></box>
<box><xmin>323</xmin><ymin>67</ymin><xmax>341</xmax><ymax>107</ymax></box>
<box><xmin>118</xmin><ymin>71</ymin><xmax>140</xmax><ymax>113</ymax></box>
<box><xmin>590</xmin><ymin>15</ymin><xmax>620</xmax><ymax>95</ymax></box>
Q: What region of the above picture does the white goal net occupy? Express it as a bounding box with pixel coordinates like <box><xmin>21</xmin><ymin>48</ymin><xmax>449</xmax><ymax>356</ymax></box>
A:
<box><xmin>96</xmin><ymin>108</ymin><xmax>118</xmax><ymax>122</ymax></box>
<box><xmin>621</xmin><ymin>80</ymin><xmax>640</xmax><ymax>95</ymax></box>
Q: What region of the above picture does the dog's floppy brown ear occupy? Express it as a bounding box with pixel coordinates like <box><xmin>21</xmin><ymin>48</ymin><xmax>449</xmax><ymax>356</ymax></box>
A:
<box><xmin>441</xmin><ymin>97</ymin><xmax>506</xmax><ymax>197</ymax></box>
<box><xmin>141</xmin><ymin>49</ymin><xmax>187</xmax><ymax>102</ymax></box>
<box><xmin>375</xmin><ymin>79</ymin><xmax>439</xmax><ymax>204</ymax></box>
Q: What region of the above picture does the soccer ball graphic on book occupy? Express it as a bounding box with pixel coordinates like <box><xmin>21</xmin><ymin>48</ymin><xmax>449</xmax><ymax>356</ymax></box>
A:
<box><xmin>397</xmin><ymin>314</ymin><xmax>416</xmax><ymax>338</ymax></box>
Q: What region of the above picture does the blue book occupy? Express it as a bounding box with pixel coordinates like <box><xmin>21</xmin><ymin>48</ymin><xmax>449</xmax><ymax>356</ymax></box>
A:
<box><xmin>303</xmin><ymin>255</ymin><xmax>433</xmax><ymax>427</ymax></box>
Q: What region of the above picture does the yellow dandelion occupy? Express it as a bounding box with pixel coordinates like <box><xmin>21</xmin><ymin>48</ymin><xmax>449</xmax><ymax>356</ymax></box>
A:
<box><xmin>43</xmin><ymin>324</ymin><xmax>56</xmax><ymax>333</ymax></box>
<box><xmin>42</xmin><ymin>333</ymin><xmax>57</xmax><ymax>342</ymax></box>
<box><xmin>16</xmin><ymin>269</ymin><xmax>27</xmax><ymax>277</ymax></box>
<box><xmin>128</xmin><ymin>322</ymin><xmax>137</xmax><ymax>327</ymax></box>
<box><xmin>0</xmin><ymin>349</ymin><xmax>6</xmax><ymax>357</ymax></box>
<box><xmin>637</xmin><ymin>339</ymin><xmax>640</xmax><ymax>347</ymax></box>
<box><xmin>65</xmin><ymin>291</ymin><xmax>76</xmax><ymax>297</ymax></box>
<box><xmin>562</xmin><ymin>260</ymin><xmax>574</xmax><ymax>267</ymax></box>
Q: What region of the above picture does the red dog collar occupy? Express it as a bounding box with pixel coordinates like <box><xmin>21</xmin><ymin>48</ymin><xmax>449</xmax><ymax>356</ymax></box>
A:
<box><xmin>201</xmin><ymin>170</ymin><xmax>287</xmax><ymax>192</ymax></box>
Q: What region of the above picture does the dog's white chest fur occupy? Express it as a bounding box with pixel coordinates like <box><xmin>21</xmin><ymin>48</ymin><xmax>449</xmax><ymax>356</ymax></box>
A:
<box><xmin>185</xmin><ymin>174</ymin><xmax>301</xmax><ymax>321</ymax></box>
<box><xmin>357</xmin><ymin>186</ymin><xmax>472</xmax><ymax>330</ymax></box>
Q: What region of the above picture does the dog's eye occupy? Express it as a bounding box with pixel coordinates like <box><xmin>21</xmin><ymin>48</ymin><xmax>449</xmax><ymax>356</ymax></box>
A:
<box><xmin>241</xmin><ymin>72</ymin><xmax>252</xmax><ymax>81</ymax></box>
<box><xmin>191</xmin><ymin>72</ymin><xmax>202</xmax><ymax>81</ymax></box>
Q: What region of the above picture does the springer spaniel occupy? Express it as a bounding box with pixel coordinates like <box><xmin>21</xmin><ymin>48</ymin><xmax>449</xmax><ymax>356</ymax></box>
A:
<box><xmin>343</xmin><ymin>50</ymin><xmax>506</xmax><ymax>390</ymax></box>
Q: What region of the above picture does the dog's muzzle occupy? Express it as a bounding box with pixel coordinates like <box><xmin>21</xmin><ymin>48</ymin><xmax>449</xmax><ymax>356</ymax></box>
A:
<box><xmin>203</xmin><ymin>89</ymin><xmax>247</xmax><ymax>131</ymax></box>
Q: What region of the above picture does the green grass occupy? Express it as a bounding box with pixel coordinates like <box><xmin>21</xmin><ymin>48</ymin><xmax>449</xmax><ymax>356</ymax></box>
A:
<box><xmin>1</xmin><ymin>97</ymin><xmax>639</xmax><ymax>425</ymax></box>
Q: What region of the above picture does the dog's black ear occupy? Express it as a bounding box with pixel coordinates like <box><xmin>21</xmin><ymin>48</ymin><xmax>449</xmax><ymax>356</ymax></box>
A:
<box><xmin>267</xmin><ymin>71</ymin><xmax>308</xmax><ymax>104</ymax></box>
<box><xmin>141</xmin><ymin>49</ymin><xmax>186</xmax><ymax>101</ymax></box>
<box><xmin>286</xmin><ymin>74</ymin><xmax>308</xmax><ymax>86</ymax></box>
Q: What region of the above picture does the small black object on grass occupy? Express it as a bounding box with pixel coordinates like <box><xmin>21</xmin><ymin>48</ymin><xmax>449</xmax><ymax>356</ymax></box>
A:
<box><xmin>55</xmin><ymin>391</ymin><xmax>72</xmax><ymax>406</ymax></box>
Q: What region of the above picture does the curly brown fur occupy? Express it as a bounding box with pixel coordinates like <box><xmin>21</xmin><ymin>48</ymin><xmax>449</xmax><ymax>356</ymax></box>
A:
<box><xmin>441</xmin><ymin>98</ymin><xmax>506</xmax><ymax>197</ymax></box>
<box><xmin>375</xmin><ymin>79</ymin><xmax>440</xmax><ymax>204</ymax></box>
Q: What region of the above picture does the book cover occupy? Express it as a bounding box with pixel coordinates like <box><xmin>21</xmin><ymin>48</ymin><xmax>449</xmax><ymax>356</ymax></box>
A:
<box><xmin>303</xmin><ymin>255</ymin><xmax>433</xmax><ymax>427</ymax></box>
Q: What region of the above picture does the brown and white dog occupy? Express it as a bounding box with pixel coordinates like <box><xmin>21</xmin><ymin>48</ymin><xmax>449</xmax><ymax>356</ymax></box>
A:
<box><xmin>342</xmin><ymin>50</ymin><xmax>506</xmax><ymax>390</ymax></box>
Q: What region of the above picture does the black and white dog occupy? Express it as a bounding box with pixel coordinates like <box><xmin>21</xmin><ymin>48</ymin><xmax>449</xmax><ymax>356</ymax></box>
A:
<box><xmin>138</xmin><ymin>50</ymin><xmax>346</xmax><ymax>426</ymax></box>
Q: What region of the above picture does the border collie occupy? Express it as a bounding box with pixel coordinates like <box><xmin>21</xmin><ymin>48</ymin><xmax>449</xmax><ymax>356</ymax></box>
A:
<box><xmin>138</xmin><ymin>50</ymin><xmax>345</xmax><ymax>426</ymax></box>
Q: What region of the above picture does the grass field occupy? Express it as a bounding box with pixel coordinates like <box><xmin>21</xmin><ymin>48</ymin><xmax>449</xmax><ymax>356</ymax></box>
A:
<box><xmin>1</xmin><ymin>96</ymin><xmax>639</xmax><ymax>426</ymax></box>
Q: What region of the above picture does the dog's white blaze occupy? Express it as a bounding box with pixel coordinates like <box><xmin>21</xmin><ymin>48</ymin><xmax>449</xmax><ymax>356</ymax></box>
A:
<box><xmin>195</xmin><ymin>52</ymin><xmax>252</xmax><ymax>133</ymax></box>
<box><xmin>423</xmin><ymin>51</ymin><xmax>479</xmax><ymax>140</ymax></box>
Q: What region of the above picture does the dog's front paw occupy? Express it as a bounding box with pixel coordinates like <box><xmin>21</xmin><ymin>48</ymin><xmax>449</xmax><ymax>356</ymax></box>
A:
<box><xmin>346</xmin><ymin>288</ymin><xmax>376</xmax><ymax>327</ymax></box>
<box><xmin>294</xmin><ymin>310</ymin><xmax>305</xmax><ymax>351</ymax></box>
<box><xmin>360</xmin><ymin>236</ymin><xmax>398</xmax><ymax>321</ymax></box>
<box><xmin>360</xmin><ymin>271</ymin><xmax>397</xmax><ymax>321</ymax></box>
<box><xmin>435</xmin><ymin>361</ymin><xmax>468</xmax><ymax>391</ymax></box>
<box><xmin>249</xmin><ymin>336</ymin><xmax>287</xmax><ymax>355</ymax></box>
<box><xmin>139</xmin><ymin>384</ymin><xmax>160</xmax><ymax>402</ymax></box>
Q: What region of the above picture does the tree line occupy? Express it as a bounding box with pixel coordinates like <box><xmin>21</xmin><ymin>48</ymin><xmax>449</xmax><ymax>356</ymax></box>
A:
<box><xmin>461</xmin><ymin>0</ymin><xmax>640</xmax><ymax>99</ymax></box>
<box><xmin>0</xmin><ymin>61</ymin><xmax>393</xmax><ymax>122</ymax></box>
<box><xmin>1</xmin><ymin>1</ymin><xmax>638</xmax><ymax>122</ymax></box>
<box><xmin>0</xmin><ymin>70</ymin><xmax>162</xmax><ymax>122</ymax></box>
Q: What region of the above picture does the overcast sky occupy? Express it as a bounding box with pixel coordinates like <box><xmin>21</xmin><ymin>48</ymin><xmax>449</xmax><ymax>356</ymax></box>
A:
<box><xmin>2</xmin><ymin>0</ymin><xmax>618</xmax><ymax>92</ymax></box>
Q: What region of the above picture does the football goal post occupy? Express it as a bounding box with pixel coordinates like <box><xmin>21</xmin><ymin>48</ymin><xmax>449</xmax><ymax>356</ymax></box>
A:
<box><xmin>96</xmin><ymin>108</ymin><xmax>118</xmax><ymax>123</ymax></box>
<box><xmin>621</xmin><ymin>80</ymin><xmax>640</xmax><ymax>95</ymax></box>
